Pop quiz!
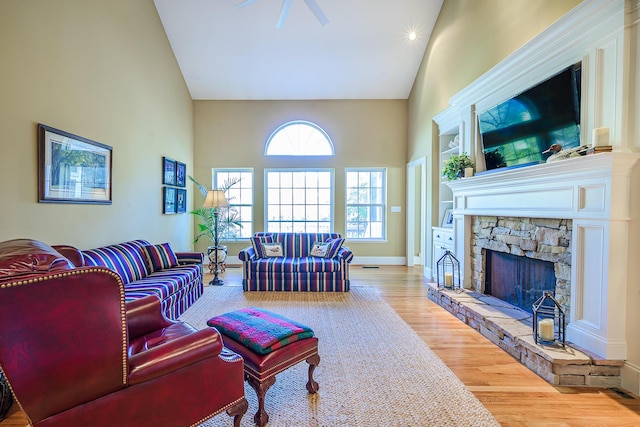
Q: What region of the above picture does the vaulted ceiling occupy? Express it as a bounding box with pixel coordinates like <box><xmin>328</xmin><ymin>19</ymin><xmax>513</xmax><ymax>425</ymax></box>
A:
<box><xmin>153</xmin><ymin>0</ymin><xmax>443</xmax><ymax>100</ymax></box>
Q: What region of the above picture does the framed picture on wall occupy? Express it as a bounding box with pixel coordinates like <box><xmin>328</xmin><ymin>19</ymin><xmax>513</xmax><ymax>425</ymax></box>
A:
<box><xmin>163</xmin><ymin>157</ymin><xmax>176</xmax><ymax>186</ymax></box>
<box><xmin>176</xmin><ymin>189</ymin><xmax>186</xmax><ymax>213</ymax></box>
<box><xmin>37</xmin><ymin>123</ymin><xmax>113</xmax><ymax>204</ymax></box>
<box><xmin>176</xmin><ymin>162</ymin><xmax>186</xmax><ymax>187</ymax></box>
<box><xmin>441</xmin><ymin>208</ymin><xmax>454</xmax><ymax>228</ymax></box>
<box><xmin>163</xmin><ymin>186</ymin><xmax>177</xmax><ymax>214</ymax></box>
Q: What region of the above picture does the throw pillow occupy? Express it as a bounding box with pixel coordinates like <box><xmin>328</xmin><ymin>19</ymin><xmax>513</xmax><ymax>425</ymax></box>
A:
<box><xmin>310</xmin><ymin>241</ymin><xmax>330</xmax><ymax>257</ymax></box>
<box><xmin>324</xmin><ymin>237</ymin><xmax>345</xmax><ymax>258</ymax></box>
<box><xmin>142</xmin><ymin>243</ymin><xmax>178</xmax><ymax>272</ymax></box>
<box><xmin>261</xmin><ymin>242</ymin><xmax>284</xmax><ymax>258</ymax></box>
<box><xmin>251</xmin><ymin>235</ymin><xmax>273</xmax><ymax>259</ymax></box>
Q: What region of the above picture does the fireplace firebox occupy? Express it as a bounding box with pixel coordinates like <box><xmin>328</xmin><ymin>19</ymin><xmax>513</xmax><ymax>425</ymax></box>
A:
<box><xmin>484</xmin><ymin>250</ymin><xmax>556</xmax><ymax>314</ymax></box>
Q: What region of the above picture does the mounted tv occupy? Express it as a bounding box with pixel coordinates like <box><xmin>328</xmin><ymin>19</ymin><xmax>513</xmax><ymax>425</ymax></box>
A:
<box><xmin>478</xmin><ymin>62</ymin><xmax>582</xmax><ymax>172</ymax></box>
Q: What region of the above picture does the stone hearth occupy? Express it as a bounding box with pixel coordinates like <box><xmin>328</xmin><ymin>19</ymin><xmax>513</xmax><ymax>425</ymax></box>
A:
<box><xmin>427</xmin><ymin>284</ymin><xmax>623</xmax><ymax>387</ymax></box>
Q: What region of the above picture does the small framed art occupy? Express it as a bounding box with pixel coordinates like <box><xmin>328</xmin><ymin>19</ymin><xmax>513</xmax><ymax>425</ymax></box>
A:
<box><xmin>176</xmin><ymin>162</ymin><xmax>186</xmax><ymax>187</ymax></box>
<box><xmin>441</xmin><ymin>208</ymin><xmax>454</xmax><ymax>228</ymax></box>
<box><xmin>38</xmin><ymin>124</ymin><xmax>112</xmax><ymax>204</ymax></box>
<box><xmin>176</xmin><ymin>189</ymin><xmax>186</xmax><ymax>213</ymax></box>
<box><xmin>163</xmin><ymin>186</ymin><xmax>177</xmax><ymax>214</ymax></box>
<box><xmin>163</xmin><ymin>157</ymin><xmax>176</xmax><ymax>186</ymax></box>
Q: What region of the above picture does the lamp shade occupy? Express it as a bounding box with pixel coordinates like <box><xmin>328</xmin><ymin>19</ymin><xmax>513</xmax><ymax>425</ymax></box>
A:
<box><xmin>202</xmin><ymin>190</ymin><xmax>228</xmax><ymax>209</ymax></box>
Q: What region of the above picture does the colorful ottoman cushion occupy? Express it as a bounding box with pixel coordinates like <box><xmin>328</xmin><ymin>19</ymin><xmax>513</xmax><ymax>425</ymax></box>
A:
<box><xmin>207</xmin><ymin>307</ymin><xmax>314</xmax><ymax>355</ymax></box>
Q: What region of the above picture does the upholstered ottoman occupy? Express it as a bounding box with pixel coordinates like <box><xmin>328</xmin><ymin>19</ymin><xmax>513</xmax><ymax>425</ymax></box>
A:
<box><xmin>207</xmin><ymin>307</ymin><xmax>320</xmax><ymax>427</ymax></box>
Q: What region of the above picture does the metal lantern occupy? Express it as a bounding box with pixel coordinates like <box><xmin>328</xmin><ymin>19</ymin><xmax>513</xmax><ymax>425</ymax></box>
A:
<box><xmin>532</xmin><ymin>291</ymin><xmax>566</xmax><ymax>347</ymax></box>
<box><xmin>436</xmin><ymin>250</ymin><xmax>461</xmax><ymax>291</ymax></box>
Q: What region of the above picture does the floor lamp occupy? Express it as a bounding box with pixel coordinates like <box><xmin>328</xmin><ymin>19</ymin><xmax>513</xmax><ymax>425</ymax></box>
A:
<box><xmin>203</xmin><ymin>190</ymin><xmax>228</xmax><ymax>286</ymax></box>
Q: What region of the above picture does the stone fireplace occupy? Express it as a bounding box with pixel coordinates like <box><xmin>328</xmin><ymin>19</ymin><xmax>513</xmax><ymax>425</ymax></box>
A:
<box><xmin>470</xmin><ymin>216</ymin><xmax>572</xmax><ymax>318</ymax></box>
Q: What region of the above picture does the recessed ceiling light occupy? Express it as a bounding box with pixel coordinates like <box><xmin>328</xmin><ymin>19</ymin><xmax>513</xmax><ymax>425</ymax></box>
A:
<box><xmin>408</xmin><ymin>31</ymin><xmax>417</xmax><ymax>41</ymax></box>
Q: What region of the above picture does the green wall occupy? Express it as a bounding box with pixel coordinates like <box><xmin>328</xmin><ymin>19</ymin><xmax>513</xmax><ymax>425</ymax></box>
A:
<box><xmin>0</xmin><ymin>0</ymin><xmax>195</xmax><ymax>250</ymax></box>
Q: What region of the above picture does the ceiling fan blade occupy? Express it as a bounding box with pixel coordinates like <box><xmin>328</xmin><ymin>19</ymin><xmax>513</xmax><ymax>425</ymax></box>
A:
<box><xmin>304</xmin><ymin>0</ymin><xmax>329</xmax><ymax>26</ymax></box>
<box><xmin>276</xmin><ymin>0</ymin><xmax>293</xmax><ymax>29</ymax></box>
<box><xmin>235</xmin><ymin>0</ymin><xmax>259</xmax><ymax>9</ymax></box>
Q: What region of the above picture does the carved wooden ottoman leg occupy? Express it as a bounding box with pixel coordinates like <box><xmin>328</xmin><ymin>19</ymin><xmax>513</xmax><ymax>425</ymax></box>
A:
<box><xmin>247</xmin><ymin>375</ymin><xmax>276</xmax><ymax>427</ymax></box>
<box><xmin>306</xmin><ymin>353</ymin><xmax>320</xmax><ymax>393</ymax></box>
<box><xmin>226</xmin><ymin>398</ymin><xmax>249</xmax><ymax>427</ymax></box>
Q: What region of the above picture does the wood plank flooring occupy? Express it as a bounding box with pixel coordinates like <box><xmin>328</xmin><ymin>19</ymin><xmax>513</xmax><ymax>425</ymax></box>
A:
<box><xmin>2</xmin><ymin>265</ymin><xmax>639</xmax><ymax>426</ymax></box>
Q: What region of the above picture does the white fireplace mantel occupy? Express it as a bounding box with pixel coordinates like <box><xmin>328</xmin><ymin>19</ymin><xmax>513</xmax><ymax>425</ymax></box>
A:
<box><xmin>447</xmin><ymin>153</ymin><xmax>640</xmax><ymax>361</ymax></box>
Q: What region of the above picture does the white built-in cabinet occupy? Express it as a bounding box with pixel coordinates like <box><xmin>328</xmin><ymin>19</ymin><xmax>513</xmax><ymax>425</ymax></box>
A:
<box><xmin>428</xmin><ymin>0</ymin><xmax>640</xmax><ymax>394</ymax></box>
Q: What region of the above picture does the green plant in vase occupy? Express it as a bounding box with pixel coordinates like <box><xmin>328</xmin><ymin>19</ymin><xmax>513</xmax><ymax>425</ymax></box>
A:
<box><xmin>442</xmin><ymin>152</ymin><xmax>475</xmax><ymax>181</ymax></box>
<box><xmin>188</xmin><ymin>175</ymin><xmax>242</xmax><ymax>274</ymax></box>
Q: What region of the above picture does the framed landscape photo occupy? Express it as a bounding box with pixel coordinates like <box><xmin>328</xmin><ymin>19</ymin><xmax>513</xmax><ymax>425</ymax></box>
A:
<box><xmin>163</xmin><ymin>157</ymin><xmax>176</xmax><ymax>186</ymax></box>
<box><xmin>38</xmin><ymin>124</ymin><xmax>112</xmax><ymax>204</ymax></box>
<box><xmin>176</xmin><ymin>188</ymin><xmax>186</xmax><ymax>213</ymax></box>
<box><xmin>442</xmin><ymin>208</ymin><xmax>454</xmax><ymax>228</ymax></box>
<box><xmin>176</xmin><ymin>161</ymin><xmax>186</xmax><ymax>187</ymax></box>
<box><xmin>163</xmin><ymin>186</ymin><xmax>177</xmax><ymax>214</ymax></box>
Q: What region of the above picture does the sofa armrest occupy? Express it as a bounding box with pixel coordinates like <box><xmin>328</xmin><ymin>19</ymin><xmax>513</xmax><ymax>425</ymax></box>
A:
<box><xmin>175</xmin><ymin>251</ymin><xmax>204</xmax><ymax>265</ymax></box>
<box><xmin>128</xmin><ymin>328</ymin><xmax>223</xmax><ymax>385</ymax></box>
<box><xmin>126</xmin><ymin>295</ymin><xmax>174</xmax><ymax>340</ymax></box>
<box><xmin>51</xmin><ymin>244</ymin><xmax>85</xmax><ymax>267</ymax></box>
<box><xmin>335</xmin><ymin>246</ymin><xmax>354</xmax><ymax>263</ymax></box>
<box><xmin>238</xmin><ymin>246</ymin><xmax>256</xmax><ymax>262</ymax></box>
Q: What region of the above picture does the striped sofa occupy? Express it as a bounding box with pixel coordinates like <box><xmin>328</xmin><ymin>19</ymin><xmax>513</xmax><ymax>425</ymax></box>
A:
<box><xmin>238</xmin><ymin>232</ymin><xmax>353</xmax><ymax>292</ymax></box>
<box><xmin>77</xmin><ymin>240</ymin><xmax>204</xmax><ymax>319</ymax></box>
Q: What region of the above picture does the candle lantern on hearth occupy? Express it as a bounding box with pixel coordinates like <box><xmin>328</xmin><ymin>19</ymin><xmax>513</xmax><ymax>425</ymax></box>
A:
<box><xmin>532</xmin><ymin>291</ymin><xmax>566</xmax><ymax>347</ymax></box>
<box><xmin>436</xmin><ymin>250</ymin><xmax>461</xmax><ymax>291</ymax></box>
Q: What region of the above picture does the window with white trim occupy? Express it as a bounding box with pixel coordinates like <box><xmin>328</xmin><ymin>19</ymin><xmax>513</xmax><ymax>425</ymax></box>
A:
<box><xmin>345</xmin><ymin>168</ymin><xmax>386</xmax><ymax>239</ymax></box>
<box><xmin>265</xmin><ymin>169</ymin><xmax>333</xmax><ymax>233</ymax></box>
<box><xmin>265</xmin><ymin>120</ymin><xmax>335</xmax><ymax>156</ymax></box>
<box><xmin>213</xmin><ymin>169</ymin><xmax>253</xmax><ymax>240</ymax></box>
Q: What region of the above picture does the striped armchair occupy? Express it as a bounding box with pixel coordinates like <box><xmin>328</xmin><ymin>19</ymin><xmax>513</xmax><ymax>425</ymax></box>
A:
<box><xmin>238</xmin><ymin>232</ymin><xmax>353</xmax><ymax>292</ymax></box>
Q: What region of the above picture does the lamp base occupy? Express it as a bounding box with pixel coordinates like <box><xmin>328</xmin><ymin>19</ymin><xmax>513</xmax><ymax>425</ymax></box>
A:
<box><xmin>209</xmin><ymin>277</ymin><xmax>224</xmax><ymax>286</ymax></box>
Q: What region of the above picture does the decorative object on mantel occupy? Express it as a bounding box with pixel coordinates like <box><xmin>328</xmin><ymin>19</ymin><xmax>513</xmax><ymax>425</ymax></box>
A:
<box><xmin>448</xmin><ymin>134</ymin><xmax>460</xmax><ymax>149</ymax></box>
<box><xmin>442</xmin><ymin>152</ymin><xmax>474</xmax><ymax>181</ymax></box>
<box><xmin>587</xmin><ymin>127</ymin><xmax>613</xmax><ymax>154</ymax></box>
<box><xmin>436</xmin><ymin>250</ymin><xmax>462</xmax><ymax>292</ymax></box>
<box><xmin>542</xmin><ymin>143</ymin><xmax>589</xmax><ymax>163</ymax></box>
<box><xmin>532</xmin><ymin>291</ymin><xmax>566</xmax><ymax>348</ymax></box>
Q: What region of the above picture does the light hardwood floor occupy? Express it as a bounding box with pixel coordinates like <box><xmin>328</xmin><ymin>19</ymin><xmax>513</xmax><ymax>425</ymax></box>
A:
<box><xmin>2</xmin><ymin>265</ymin><xmax>639</xmax><ymax>426</ymax></box>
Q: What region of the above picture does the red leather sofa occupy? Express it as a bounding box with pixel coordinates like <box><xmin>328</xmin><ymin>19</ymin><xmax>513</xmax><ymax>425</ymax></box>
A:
<box><xmin>0</xmin><ymin>238</ymin><xmax>248</xmax><ymax>427</ymax></box>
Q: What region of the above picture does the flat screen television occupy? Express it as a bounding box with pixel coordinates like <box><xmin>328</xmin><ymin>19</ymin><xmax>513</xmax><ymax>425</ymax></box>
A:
<box><xmin>477</xmin><ymin>62</ymin><xmax>582</xmax><ymax>172</ymax></box>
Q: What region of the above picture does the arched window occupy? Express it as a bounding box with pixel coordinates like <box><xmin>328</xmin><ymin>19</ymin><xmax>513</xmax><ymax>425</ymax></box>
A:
<box><xmin>265</xmin><ymin>121</ymin><xmax>334</xmax><ymax>156</ymax></box>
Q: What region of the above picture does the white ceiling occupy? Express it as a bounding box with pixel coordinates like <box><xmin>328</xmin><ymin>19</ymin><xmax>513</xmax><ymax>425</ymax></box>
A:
<box><xmin>153</xmin><ymin>0</ymin><xmax>443</xmax><ymax>100</ymax></box>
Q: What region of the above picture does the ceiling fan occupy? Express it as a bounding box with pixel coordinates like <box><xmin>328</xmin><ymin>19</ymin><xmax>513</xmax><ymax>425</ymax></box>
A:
<box><xmin>236</xmin><ymin>0</ymin><xmax>329</xmax><ymax>29</ymax></box>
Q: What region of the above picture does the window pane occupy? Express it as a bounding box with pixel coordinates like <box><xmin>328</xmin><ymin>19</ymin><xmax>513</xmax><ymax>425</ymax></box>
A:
<box><xmin>213</xmin><ymin>168</ymin><xmax>253</xmax><ymax>240</ymax></box>
<box><xmin>266</xmin><ymin>169</ymin><xmax>334</xmax><ymax>232</ymax></box>
<box><xmin>265</xmin><ymin>121</ymin><xmax>335</xmax><ymax>156</ymax></box>
<box><xmin>345</xmin><ymin>168</ymin><xmax>386</xmax><ymax>240</ymax></box>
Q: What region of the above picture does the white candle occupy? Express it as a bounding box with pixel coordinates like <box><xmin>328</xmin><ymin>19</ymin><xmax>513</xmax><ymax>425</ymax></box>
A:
<box><xmin>444</xmin><ymin>272</ymin><xmax>453</xmax><ymax>286</ymax></box>
<box><xmin>592</xmin><ymin>127</ymin><xmax>610</xmax><ymax>147</ymax></box>
<box><xmin>538</xmin><ymin>318</ymin><xmax>555</xmax><ymax>341</ymax></box>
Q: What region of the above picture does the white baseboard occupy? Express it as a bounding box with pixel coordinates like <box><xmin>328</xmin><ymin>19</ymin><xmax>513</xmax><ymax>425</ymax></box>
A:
<box><xmin>621</xmin><ymin>362</ymin><xmax>640</xmax><ymax>396</ymax></box>
<box><xmin>225</xmin><ymin>255</ymin><xmax>408</xmax><ymax>267</ymax></box>
<box><xmin>350</xmin><ymin>256</ymin><xmax>406</xmax><ymax>266</ymax></box>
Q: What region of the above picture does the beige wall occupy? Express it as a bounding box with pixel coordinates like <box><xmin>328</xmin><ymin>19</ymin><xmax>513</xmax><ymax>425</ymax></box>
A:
<box><xmin>408</xmin><ymin>0</ymin><xmax>582</xmax><ymax>263</ymax></box>
<box><xmin>0</xmin><ymin>0</ymin><xmax>195</xmax><ymax>250</ymax></box>
<box><xmin>193</xmin><ymin>100</ymin><xmax>408</xmax><ymax>259</ymax></box>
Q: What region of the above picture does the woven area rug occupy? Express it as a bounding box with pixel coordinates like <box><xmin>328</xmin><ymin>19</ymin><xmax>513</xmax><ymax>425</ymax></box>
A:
<box><xmin>180</xmin><ymin>286</ymin><xmax>500</xmax><ymax>427</ymax></box>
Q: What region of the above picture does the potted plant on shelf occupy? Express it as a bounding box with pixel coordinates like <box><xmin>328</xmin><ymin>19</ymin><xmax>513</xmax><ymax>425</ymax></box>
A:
<box><xmin>442</xmin><ymin>152</ymin><xmax>475</xmax><ymax>181</ymax></box>
<box><xmin>188</xmin><ymin>175</ymin><xmax>242</xmax><ymax>274</ymax></box>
